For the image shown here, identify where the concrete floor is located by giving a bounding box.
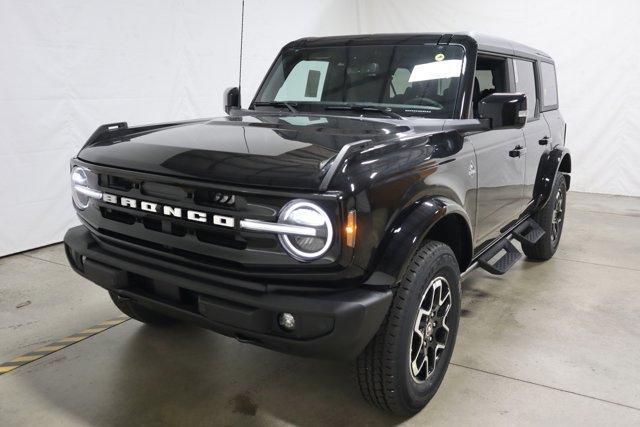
[1,191,639,426]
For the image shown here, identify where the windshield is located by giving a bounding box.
[253,44,465,119]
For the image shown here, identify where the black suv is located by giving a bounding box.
[64,33,570,415]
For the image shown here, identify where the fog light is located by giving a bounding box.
[278,312,296,331]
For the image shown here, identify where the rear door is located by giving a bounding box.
[538,61,566,148]
[513,58,552,205]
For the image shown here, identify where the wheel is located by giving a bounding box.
[522,173,567,260]
[109,291,177,326]
[356,240,461,416]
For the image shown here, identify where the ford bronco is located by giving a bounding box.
[64,33,570,415]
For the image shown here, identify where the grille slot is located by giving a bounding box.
[170,223,188,237]
[142,217,162,232]
[102,175,134,191]
[141,182,188,201]
[195,230,247,249]
[100,207,136,225]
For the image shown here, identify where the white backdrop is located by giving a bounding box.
[1,0,638,256]
[358,0,640,198]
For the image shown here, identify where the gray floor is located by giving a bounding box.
[1,191,639,426]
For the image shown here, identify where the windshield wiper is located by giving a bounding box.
[253,101,298,113]
[323,105,405,120]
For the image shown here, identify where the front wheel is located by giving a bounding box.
[356,240,461,416]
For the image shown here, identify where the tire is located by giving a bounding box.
[109,291,177,326]
[356,240,461,416]
[522,173,567,260]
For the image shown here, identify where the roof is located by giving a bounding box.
[287,32,552,62]
[459,32,552,60]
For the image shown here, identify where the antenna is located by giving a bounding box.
[238,0,245,107]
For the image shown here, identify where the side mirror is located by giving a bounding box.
[223,87,241,114]
[478,93,527,129]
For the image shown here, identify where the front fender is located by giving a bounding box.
[364,197,472,286]
[532,146,571,211]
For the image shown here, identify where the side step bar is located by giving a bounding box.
[476,239,522,275]
[512,219,545,246]
[474,218,546,276]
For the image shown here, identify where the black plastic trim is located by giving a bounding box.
[64,225,392,359]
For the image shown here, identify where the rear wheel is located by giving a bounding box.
[523,173,567,260]
[356,240,461,416]
[109,291,177,326]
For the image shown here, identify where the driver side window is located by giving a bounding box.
[473,56,508,117]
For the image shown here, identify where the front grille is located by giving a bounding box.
[93,171,279,253]
[78,166,342,271]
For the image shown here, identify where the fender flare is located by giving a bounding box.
[532,146,571,211]
[364,197,473,286]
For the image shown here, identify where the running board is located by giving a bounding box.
[475,218,545,276]
[512,218,545,246]
[477,239,522,275]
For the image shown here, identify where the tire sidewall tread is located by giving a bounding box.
[356,240,461,416]
[523,173,567,260]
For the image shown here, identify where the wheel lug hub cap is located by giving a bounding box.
[410,277,452,382]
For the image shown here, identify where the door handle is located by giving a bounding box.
[509,145,526,158]
[539,136,551,145]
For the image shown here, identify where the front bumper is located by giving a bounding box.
[64,225,392,359]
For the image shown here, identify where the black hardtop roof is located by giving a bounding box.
[285,32,553,62]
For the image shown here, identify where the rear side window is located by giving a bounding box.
[540,62,558,109]
[513,59,537,119]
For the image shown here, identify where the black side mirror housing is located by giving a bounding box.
[224,87,241,114]
[478,93,527,129]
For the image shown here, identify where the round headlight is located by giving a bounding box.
[71,166,101,210]
[278,199,333,261]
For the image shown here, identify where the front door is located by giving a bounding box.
[470,55,526,245]
[470,129,526,245]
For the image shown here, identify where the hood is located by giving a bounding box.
[78,113,437,190]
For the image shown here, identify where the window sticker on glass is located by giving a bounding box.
[275,60,328,102]
[305,70,321,97]
[409,59,463,82]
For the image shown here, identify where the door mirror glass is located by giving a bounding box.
[478,92,527,129]
[224,87,240,114]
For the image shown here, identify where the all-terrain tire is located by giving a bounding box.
[109,291,177,326]
[522,173,567,260]
[355,240,461,416]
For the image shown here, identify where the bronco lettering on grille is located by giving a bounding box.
[102,193,235,228]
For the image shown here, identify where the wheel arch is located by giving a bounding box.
[424,213,473,271]
[558,152,571,189]
[364,197,473,287]
[532,146,571,211]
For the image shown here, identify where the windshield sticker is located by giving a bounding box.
[409,59,462,82]
[435,53,445,61]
